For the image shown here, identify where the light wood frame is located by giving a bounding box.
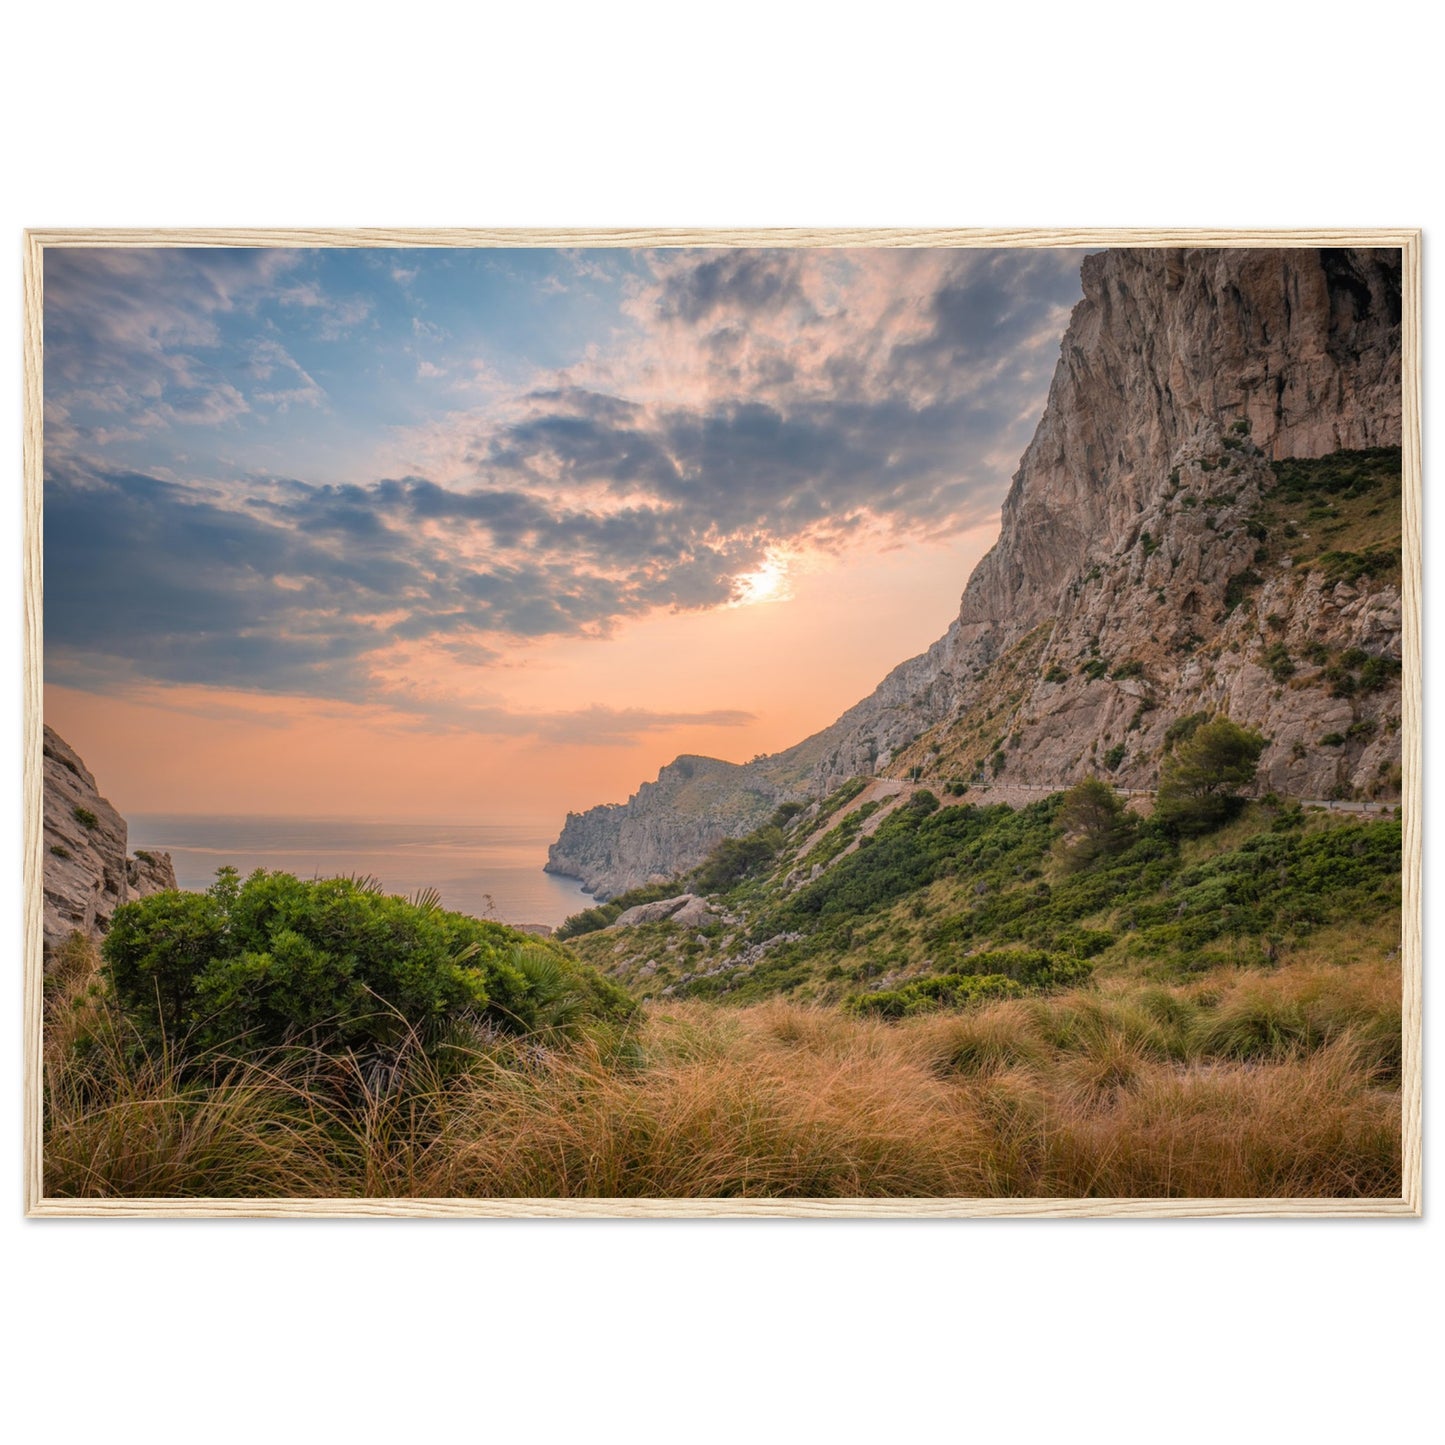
[22,227,1423,1218]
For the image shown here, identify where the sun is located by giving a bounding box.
[732,557,790,606]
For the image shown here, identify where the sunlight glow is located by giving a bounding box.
[732,557,791,606]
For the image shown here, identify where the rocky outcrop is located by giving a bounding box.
[42,725,178,956]
[550,248,1404,896]
[613,894,715,929]
[127,847,179,901]
[547,754,792,900]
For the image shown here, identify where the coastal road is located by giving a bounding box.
[944,781,1399,816]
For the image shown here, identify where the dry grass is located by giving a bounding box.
[42,939,1401,1200]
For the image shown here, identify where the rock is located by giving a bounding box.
[612,894,715,928]
[127,849,178,899]
[551,247,1404,895]
[42,726,129,954]
[42,725,181,959]
[547,755,794,901]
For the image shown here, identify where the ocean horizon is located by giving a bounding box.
[127,814,593,929]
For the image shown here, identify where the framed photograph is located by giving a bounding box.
[23,228,1420,1217]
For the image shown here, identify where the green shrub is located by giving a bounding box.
[72,806,99,831]
[1102,744,1127,772]
[50,844,72,859]
[103,868,635,1062]
[1223,568,1263,614]
[1313,548,1399,585]
[1163,711,1211,751]
[556,881,677,939]
[1319,733,1346,747]
[844,974,1026,1019]
[1261,642,1296,682]
[1269,447,1400,504]
[690,826,787,894]
[845,951,1095,1019]
[1358,656,1401,692]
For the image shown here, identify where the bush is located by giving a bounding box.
[103,868,635,1063]
[1314,549,1399,585]
[1224,569,1264,614]
[72,806,99,831]
[1358,656,1401,692]
[1163,711,1211,751]
[845,951,1094,1019]
[691,827,786,894]
[1261,642,1296,682]
[845,974,1026,1019]
[556,882,677,939]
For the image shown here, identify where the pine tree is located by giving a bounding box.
[1155,716,1267,834]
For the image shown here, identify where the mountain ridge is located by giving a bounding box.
[548,247,1403,900]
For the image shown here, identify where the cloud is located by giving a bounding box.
[44,248,357,452]
[43,245,1088,728]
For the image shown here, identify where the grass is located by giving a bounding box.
[43,936,1400,1199]
[1255,446,1402,582]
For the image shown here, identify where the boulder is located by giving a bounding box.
[613,893,715,929]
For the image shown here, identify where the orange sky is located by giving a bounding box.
[44,520,999,824]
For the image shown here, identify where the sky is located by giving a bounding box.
[43,245,1087,823]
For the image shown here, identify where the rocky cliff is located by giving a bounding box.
[42,725,177,955]
[547,754,793,901]
[550,247,1404,898]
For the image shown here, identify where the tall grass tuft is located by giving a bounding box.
[42,937,1402,1200]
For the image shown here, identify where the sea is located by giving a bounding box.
[126,815,593,930]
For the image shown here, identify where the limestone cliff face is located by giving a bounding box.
[547,754,790,900]
[42,725,177,955]
[550,248,1404,898]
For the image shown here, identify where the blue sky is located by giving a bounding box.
[45,247,651,486]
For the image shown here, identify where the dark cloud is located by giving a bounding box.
[652,251,813,327]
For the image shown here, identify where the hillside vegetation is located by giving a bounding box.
[564,782,1400,1010]
[43,751,1402,1201]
